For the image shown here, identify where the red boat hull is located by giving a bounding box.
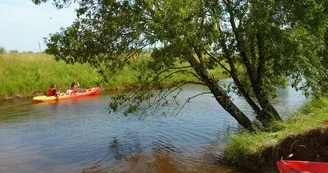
[277,160,328,173]
[33,87,100,102]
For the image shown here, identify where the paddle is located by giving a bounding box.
[74,77,81,92]
[74,77,80,86]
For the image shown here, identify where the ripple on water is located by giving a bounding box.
[0,83,306,173]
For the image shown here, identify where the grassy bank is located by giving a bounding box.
[224,97,328,171]
[0,53,101,98]
[0,52,226,99]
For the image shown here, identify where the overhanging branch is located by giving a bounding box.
[206,52,231,73]
[175,92,212,115]
[148,65,192,84]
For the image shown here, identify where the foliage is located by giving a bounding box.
[9,50,19,53]
[32,0,328,130]
[0,47,5,54]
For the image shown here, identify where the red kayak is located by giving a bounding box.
[33,87,100,102]
[277,160,328,173]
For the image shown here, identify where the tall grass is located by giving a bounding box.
[0,53,227,98]
[224,97,328,163]
[0,53,101,97]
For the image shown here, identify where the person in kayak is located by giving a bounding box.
[66,82,80,95]
[48,84,59,97]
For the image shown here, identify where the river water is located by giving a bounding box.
[0,81,306,173]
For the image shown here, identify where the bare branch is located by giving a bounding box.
[185,71,205,83]
[175,92,212,115]
[149,65,192,84]
[206,52,231,73]
[149,83,185,114]
[183,80,206,86]
[127,70,204,103]
[155,69,190,85]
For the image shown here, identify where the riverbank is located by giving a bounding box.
[0,52,227,101]
[223,98,328,172]
[0,53,100,99]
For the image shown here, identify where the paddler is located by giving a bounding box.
[48,84,60,97]
[66,82,80,95]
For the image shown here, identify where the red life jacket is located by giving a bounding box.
[48,88,54,96]
[71,86,77,94]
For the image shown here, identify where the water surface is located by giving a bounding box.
[0,83,306,173]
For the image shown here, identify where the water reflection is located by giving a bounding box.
[108,131,143,161]
[80,150,246,173]
[0,82,306,173]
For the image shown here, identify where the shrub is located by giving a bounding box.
[0,47,5,54]
[9,50,19,53]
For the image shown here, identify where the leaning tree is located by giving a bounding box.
[33,0,328,131]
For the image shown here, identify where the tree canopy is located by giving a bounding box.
[33,0,328,131]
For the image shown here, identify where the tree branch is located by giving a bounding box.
[149,65,192,84]
[256,33,265,83]
[175,92,212,115]
[222,0,257,86]
[194,47,206,70]
[216,25,263,116]
[206,52,231,73]
[238,0,249,27]
[149,82,185,115]
[186,71,205,84]
[250,36,257,67]
[154,69,191,86]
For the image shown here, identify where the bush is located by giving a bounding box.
[9,50,19,53]
[0,47,5,54]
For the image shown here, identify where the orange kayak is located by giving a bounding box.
[33,87,100,102]
[276,160,328,173]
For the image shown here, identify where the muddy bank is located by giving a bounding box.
[222,127,328,173]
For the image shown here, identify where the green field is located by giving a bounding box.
[0,52,226,99]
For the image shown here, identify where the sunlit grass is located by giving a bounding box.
[224,97,328,163]
[0,53,101,97]
[0,52,227,98]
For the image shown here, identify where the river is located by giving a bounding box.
[0,81,306,173]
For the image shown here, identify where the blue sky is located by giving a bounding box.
[0,0,76,52]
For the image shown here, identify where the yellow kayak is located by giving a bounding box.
[33,87,100,102]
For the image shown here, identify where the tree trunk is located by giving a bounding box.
[223,0,282,123]
[207,76,255,131]
[217,35,264,120]
[255,34,282,121]
[254,83,282,121]
[187,55,255,131]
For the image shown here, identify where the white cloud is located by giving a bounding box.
[0,0,77,52]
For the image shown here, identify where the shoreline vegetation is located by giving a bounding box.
[223,97,328,172]
[0,52,227,101]
[2,52,328,172]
